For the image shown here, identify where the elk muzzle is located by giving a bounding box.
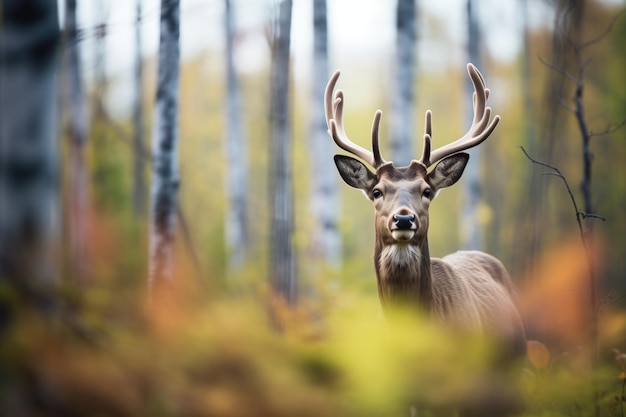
[391,213,417,242]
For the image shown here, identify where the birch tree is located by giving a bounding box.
[63,0,91,282]
[149,0,181,298]
[390,0,417,166]
[223,0,250,269]
[0,0,60,308]
[93,0,108,112]
[269,0,296,306]
[133,0,147,217]
[459,0,482,250]
[308,0,341,266]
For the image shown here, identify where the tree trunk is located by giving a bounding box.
[510,0,536,277]
[92,0,108,113]
[308,0,341,266]
[63,0,91,283]
[0,0,60,311]
[269,0,296,306]
[459,0,482,250]
[390,0,417,166]
[223,0,250,270]
[133,0,147,217]
[149,0,181,299]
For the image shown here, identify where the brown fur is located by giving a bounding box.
[337,157,526,361]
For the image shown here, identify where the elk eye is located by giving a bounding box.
[422,188,432,198]
[372,189,383,199]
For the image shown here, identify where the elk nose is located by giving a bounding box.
[393,214,416,230]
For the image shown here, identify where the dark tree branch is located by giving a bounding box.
[557,96,576,114]
[520,147,589,233]
[579,212,606,221]
[538,55,578,84]
[578,10,625,51]
[590,119,626,138]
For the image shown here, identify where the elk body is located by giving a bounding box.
[325,64,526,362]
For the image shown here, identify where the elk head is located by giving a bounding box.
[325,64,500,249]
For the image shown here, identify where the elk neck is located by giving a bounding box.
[374,235,433,312]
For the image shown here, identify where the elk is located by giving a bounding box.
[325,64,526,362]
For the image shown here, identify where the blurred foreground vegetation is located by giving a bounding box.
[1,269,626,416]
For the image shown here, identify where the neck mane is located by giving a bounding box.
[374,238,433,312]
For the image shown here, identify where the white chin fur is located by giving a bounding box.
[391,230,415,242]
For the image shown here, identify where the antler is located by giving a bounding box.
[418,63,501,168]
[324,71,386,169]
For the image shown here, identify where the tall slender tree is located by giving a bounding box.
[308,0,341,266]
[0,0,60,311]
[510,0,537,277]
[390,0,417,166]
[269,0,296,306]
[516,0,586,275]
[63,0,91,283]
[459,0,483,250]
[149,0,181,298]
[223,0,250,269]
[133,0,147,217]
[93,0,108,112]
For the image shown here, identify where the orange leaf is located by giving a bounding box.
[527,340,550,370]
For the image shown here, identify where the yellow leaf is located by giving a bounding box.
[527,340,550,370]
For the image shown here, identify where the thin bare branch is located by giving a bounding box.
[538,55,578,85]
[519,146,584,232]
[578,211,606,221]
[590,118,626,138]
[557,97,576,114]
[520,146,606,235]
[541,172,563,178]
[578,10,625,50]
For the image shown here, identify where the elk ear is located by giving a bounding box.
[428,153,469,190]
[334,155,377,191]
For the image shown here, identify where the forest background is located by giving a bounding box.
[1,0,626,416]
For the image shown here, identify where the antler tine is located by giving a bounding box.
[419,110,432,166]
[325,70,385,169]
[324,70,341,125]
[424,64,501,167]
[371,110,386,167]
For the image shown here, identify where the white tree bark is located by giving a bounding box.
[308,0,342,266]
[390,0,417,166]
[149,0,181,298]
[0,0,60,303]
[223,0,250,269]
[63,0,91,283]
[133,0,147,217]
[459,0,483,250]
[269,0,296,306]
[92,0,108,109]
